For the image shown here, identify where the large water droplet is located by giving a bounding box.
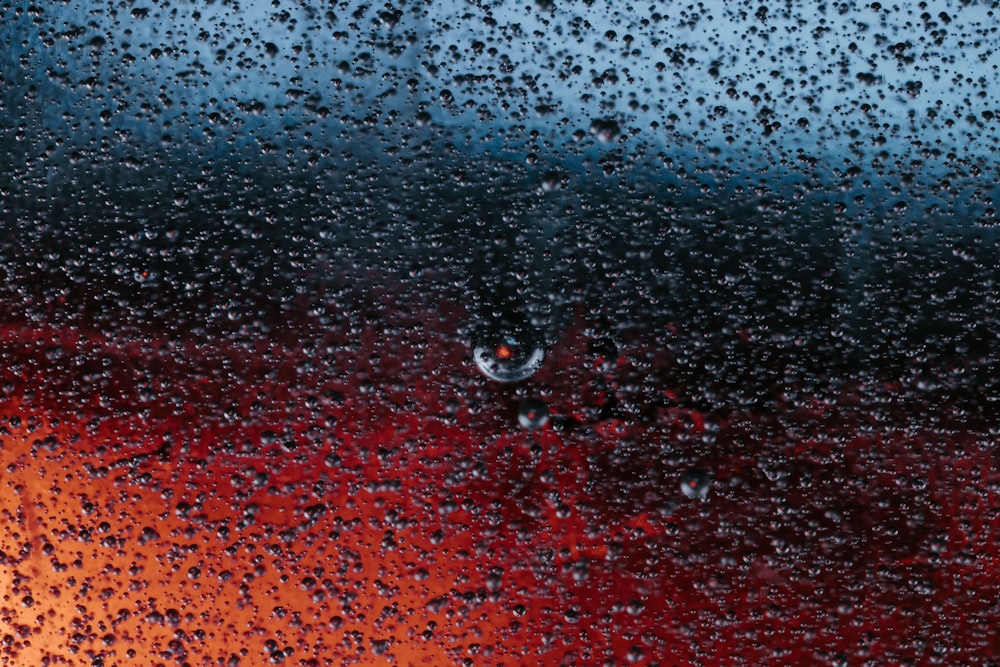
[589,118,621,144]
[472,320,545,382]
[680,468,710,500]
[517,398,549,429]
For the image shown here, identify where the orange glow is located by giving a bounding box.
[0,323,615,665]
[0,402,507,666]
[4,317,996,665]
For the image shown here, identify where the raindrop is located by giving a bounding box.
[472,319,545,382]
[540,170,563,192]
[517,398,549,429]
[589,118,621,144]
[680,468,710,500]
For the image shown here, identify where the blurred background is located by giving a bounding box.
[3,1,998,403]
[3,3,1000,665]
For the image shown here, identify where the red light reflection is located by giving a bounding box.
[0,284,997,665]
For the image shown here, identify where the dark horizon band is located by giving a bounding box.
[3,150,997,392]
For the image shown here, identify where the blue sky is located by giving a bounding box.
[5,0,998,190]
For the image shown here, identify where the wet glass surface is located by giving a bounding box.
[2,2,999,665]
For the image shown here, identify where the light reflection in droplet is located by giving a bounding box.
[472,320,545,382]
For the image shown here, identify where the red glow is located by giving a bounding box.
[0,290,997,666]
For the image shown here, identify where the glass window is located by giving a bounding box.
[2,2,998,664]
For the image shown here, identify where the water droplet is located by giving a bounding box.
[680,468,710,500]
[472,320,545,382]
[540,170,563,192]
[517,398,549,429]
[589,118,621,144]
